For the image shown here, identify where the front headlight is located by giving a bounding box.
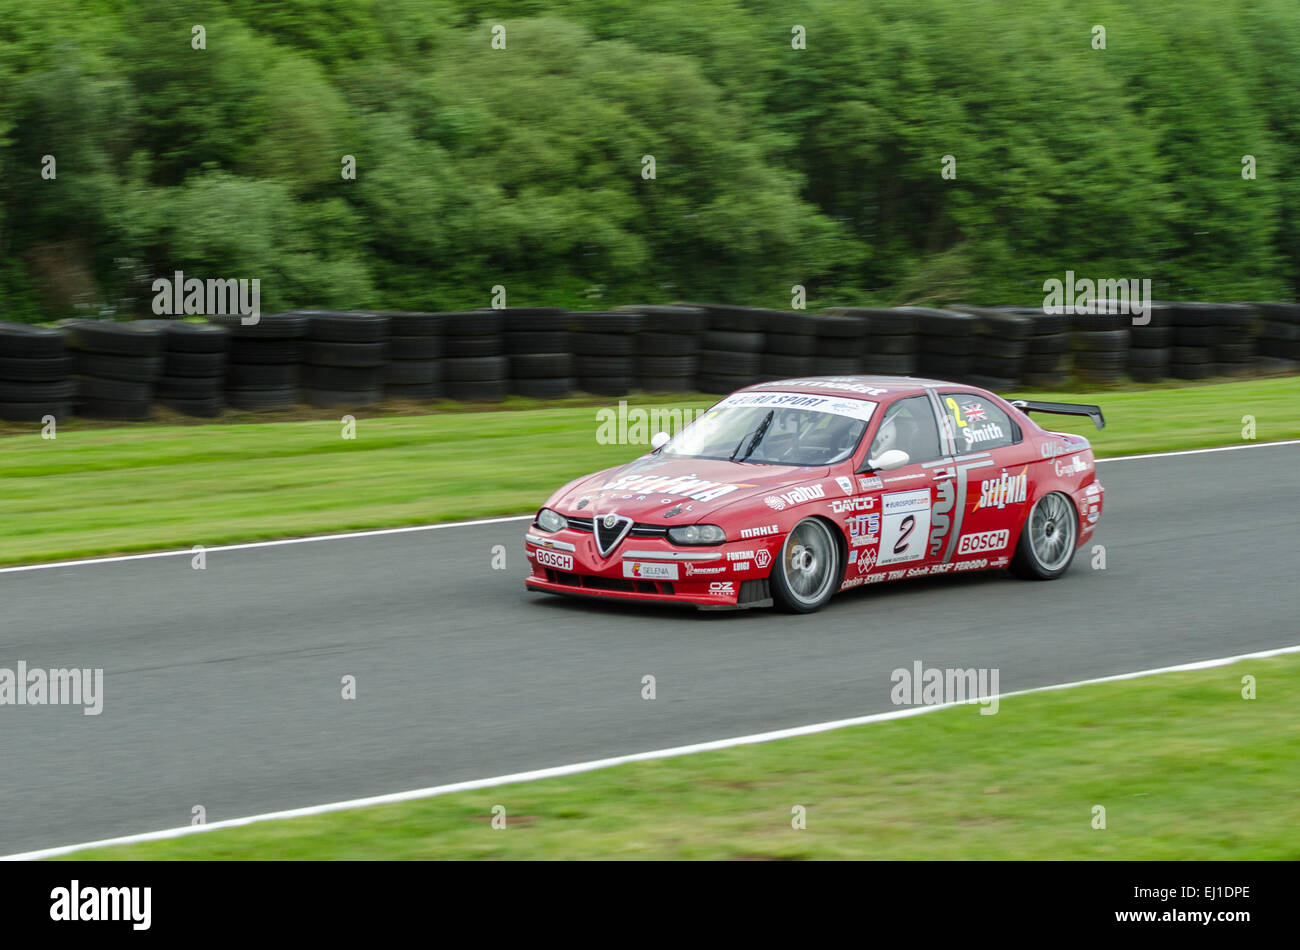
[667,524,726,545]
[536,508,567,533]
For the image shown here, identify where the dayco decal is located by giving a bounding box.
[600,472,751,503]
[623,560,678,580]
[763,483,826,511]
[739,524,779,539]
[1053,456,1091,477]
[829,496,875,514]
[928,478,956,557]
[534,549,574,570]
[956,529,1009,555]
[976,467,1028,511]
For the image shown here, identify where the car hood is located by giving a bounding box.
[550,454,831,524]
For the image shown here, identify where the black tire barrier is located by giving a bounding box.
[4,302,1299,424]
[62,319,165,357]
[383,360,443,385]
[387,382,446,400]
[445,378,509,401]
[512,376,575,399]
[506,330,569,354]
[572,332,636,356]
[299,310,390,344]
[0,321,67,359]
[131,319,230,416]
[510,353,573,379]
[209,312,309,338]
[616,305,707,334]
[303,387,382,408]
[74,353,165,382]
[301,314,390,409]
[0,354,73,380]
[228,387,297,411]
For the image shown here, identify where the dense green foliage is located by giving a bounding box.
[0,0,1296,320]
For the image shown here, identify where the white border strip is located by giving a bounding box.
[0,515,533,575]
[2,439,1297,576]
[5,641,1298,861]
[1095,438,1300,463]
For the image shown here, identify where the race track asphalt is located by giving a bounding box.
[1,443,1297,855]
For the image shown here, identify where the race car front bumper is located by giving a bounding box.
[523,530,775,609]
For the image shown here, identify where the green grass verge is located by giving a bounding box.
[61,653,1300,860]
[0,376,1296,566]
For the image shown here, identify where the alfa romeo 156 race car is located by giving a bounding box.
[524,376,1105,613]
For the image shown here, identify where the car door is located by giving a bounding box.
[933,390,1034,568]
[850,393,952,579]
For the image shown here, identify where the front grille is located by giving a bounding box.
[545,568,672,596]
[565,517,668,538]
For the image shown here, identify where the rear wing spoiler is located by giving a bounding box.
[1008,399,1105,430]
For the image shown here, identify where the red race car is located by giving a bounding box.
[524,376,1105,612]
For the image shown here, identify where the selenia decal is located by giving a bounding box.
[600,472,753,503]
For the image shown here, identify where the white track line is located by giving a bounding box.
[0,515,533,575]
[5,642,1298,861]
[1096,438,1300,463]
[2,438,1296,575]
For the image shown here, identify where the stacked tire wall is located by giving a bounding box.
[64,319,164,420]
[1,302,1298,424]
[382,311,446,401]
[300,311,390,408]
[0,323,73,421]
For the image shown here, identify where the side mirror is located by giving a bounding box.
[863,449,910,472]
[650,431,671,450]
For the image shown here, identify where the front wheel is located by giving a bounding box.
[1009,491,1079,580]
[771,517,842,613]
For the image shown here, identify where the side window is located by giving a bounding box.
[868,395,943,464]
[941,392,1020,452]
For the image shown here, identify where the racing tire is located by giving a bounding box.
[1009,491,1079,580]
[771,517,842,614]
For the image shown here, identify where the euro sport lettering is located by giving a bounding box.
[976,468,1027,511]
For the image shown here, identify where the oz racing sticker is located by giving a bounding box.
[877,488,930,566]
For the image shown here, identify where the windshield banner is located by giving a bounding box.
[714,391,878,422]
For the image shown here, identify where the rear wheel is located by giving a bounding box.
[1009,491,1079,580]
[771,517,842,613]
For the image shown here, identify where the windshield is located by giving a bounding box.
[663,391,877,466]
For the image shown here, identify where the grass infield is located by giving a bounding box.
[58,652,1300,859]
[0,376,1296,565]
